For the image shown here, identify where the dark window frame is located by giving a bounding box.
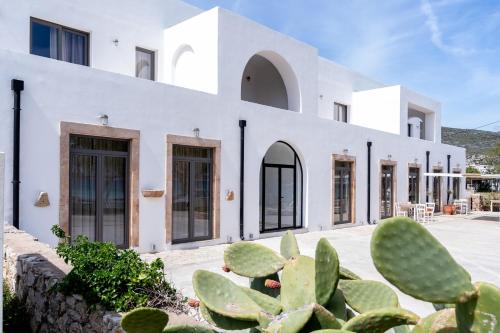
[334,102,348,123]
[30,17,90,66]
[135,47,156,81]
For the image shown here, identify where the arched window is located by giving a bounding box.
[259,142,303,232]
[241,52,300,112]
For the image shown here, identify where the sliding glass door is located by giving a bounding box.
[380,165,394,219]
[172,146,212,243]
[69,136,129,247]
[334,162,352,224]
[408,167,420,204]
[433,169,442,212]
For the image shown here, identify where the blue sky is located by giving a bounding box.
[184,0,500,131]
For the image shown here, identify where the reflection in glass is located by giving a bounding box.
[172,160,190,241]
[264,168,279,230]
[334,162,352,224]
[408,167,419,203]
[381,165,394,219]
[193,162,210,238]
[102,156,126,246]
[70,154,97,241]
[433,171,442,212]
[281,168,294,228]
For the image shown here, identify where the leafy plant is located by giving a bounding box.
[120,217,500,333]
[3,281,31,333]
[51,225,186,313]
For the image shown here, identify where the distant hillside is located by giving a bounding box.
[442,127,500,157]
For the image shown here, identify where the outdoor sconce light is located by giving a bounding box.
[319,94,324,99]
[387,154,392,160]
[343,148,349,155]
[112,38,119,46]
[414,158,418,163]
[246,76,251,82]
[193,127,200,138]
[456,163,460,168]
[98,114,109,126]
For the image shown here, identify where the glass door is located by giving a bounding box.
[172,146,212,243]
[334,162,352,224]
[380,165,394,219]
[69,136,129,247]
[433,170,442,212]
[408,167,420,204]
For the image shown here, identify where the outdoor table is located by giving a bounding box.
[491,199,500,212]
[399,203,416,219]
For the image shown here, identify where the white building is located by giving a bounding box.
[0,0,466,252]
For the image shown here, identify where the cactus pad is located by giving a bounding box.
[310,331,355,333]
[304,303,343,331]
[281,255,316,311]
[315,238,340,306]
[371,217,474,303]
[240,287,282,315]
[339,267,361,280]
[338,279,399,313]
[250,273,281,298]
[121,307,169,333]
[456,282,500,333]
[162,325,216,333]
[264,305,314,333]
[411,309,457,333]
[342,308,419,333]
[200,303,258,330]
[280,231,300,259]
[193,270,262,321]
[224,242,286,277]
[324,289,347,321]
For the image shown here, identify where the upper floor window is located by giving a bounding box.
[30,18,89,66]
[334,103,348,123]
[136,47,155,80]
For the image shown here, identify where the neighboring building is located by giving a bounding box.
[0,0,466,252]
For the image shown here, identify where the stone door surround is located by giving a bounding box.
[165,134,221,244]
[59,121,140,247]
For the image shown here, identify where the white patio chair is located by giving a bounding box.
[459,199,468,215]
[425,202,435,223]
[395,202,408,217]
[415,203,426,223]
[453,200,462,215]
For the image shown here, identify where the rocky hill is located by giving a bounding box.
[442,127,500,157]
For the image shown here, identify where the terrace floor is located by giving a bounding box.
[143,212,500,317]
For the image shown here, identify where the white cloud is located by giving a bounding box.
[420,0,474,56]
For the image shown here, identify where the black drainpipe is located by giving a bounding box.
[446,154,451,204]
[239,120,246,240]
[425,151,430,203]
[11,79,24,229]
[367,141,372,224]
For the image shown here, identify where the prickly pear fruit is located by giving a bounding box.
[281,255,316,311]
[341,307,419,333]
[192,270,262,321]
[240,287,282,315]
[162,325,216,333]
[250,273,280,298]
[264,304,314,333]
[371,217,475,303]
[222,265,230,273]
[337,279,399,313]
[121,307,169,333]
[280,230,300,259]
[187,298,200,308]
[315,238,340,306]
[200,303,258,330]
[411,308,456,333]
[456,282,500,333]
[339,266,361,280]
[265,279,281,289]
[224,242,286,278]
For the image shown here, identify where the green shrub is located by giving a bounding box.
[3,281,31,333]
[51,225,185,312]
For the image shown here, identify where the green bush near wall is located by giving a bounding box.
[480,192,500,210]
[3,281,31,333]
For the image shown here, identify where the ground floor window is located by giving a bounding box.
[260,141,303,232]
[172,145,213,243]
[69,135,129,248]
[334,161,353,224]
[408,167,420,204]
[380,164,395,219]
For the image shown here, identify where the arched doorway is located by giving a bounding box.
[260,142,303,232]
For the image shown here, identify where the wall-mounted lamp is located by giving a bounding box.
[414,158,418,164]
[343,148,349,155]
[193,127,200,138]
[438,161,442,167]
[319,94,324,99]
[98,114,109,126]
[246,76,251,82]
[387,154,392,160]
[456,163,460,168]
[112,38,119,47]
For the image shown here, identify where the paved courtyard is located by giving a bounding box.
[143,213,500,317]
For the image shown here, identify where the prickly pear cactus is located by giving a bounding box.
[315,238,340,306]
[280,255,316,311]
[411,308,457,333]
[121,307,169,333]
[224,242,287,277]
[371,217,475,303]
[337,279,399,313]
[456,282,500,333]
[280,230,300,259]
[341,308,419,333]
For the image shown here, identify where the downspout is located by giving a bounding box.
[446,154,451,204]
[367,141,372,224]
[11,79,24,229]
[426,151,430,203]
[239,120,246,240]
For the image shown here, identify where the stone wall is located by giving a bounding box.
[3,225,124,333]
